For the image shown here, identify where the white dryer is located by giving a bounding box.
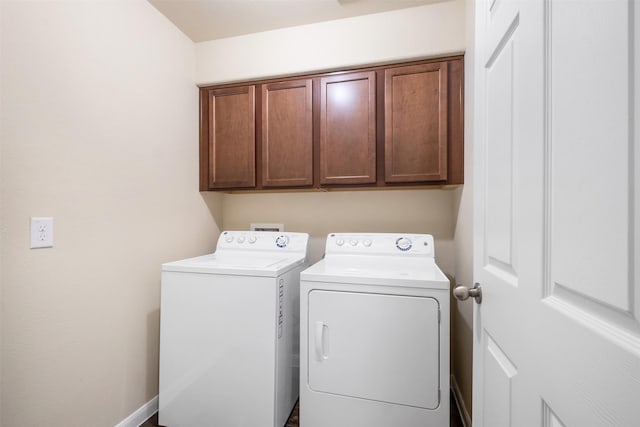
[300,233,450,427]
[159,231,309,427]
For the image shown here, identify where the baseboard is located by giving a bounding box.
[115,395,158,427]
[451,375,472,427]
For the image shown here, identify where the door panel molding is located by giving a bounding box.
[542,401,566,427]
[541,0,639,345]
[483,332,517,427]
[543,290,640,356]
[544,0,634,312]
[482,16,519,285]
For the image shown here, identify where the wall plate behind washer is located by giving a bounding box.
[250,223,284,232]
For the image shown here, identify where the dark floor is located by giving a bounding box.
[143,392,464,426]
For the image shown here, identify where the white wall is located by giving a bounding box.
[0,1,221,426]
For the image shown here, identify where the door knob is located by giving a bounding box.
[454,283,482,304]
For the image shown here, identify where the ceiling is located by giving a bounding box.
[148,0,442,43]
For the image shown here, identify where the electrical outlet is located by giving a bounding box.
[30,217,54,248]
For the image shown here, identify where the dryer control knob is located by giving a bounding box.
[237,236,246,244]
[225,235,234,243]
[363,239,372,247]
[275,235,289,248]
[349,239,359,246]
[248,236,257,244]
[336,239,345,246]
[396,237,412,251]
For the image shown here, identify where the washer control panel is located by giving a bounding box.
[395,237,413,251]
[217,230,309,253]
[325,233,435,257]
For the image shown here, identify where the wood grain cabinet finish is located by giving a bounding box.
[200,85,256,189]
[384,62,448,183]
[199,56,464,191]
[261,79,313,187]
[319,71,377,185]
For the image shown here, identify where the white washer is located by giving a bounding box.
[300,233,450,427]
[159,230,309,427]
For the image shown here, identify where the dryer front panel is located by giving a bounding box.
[307,290,440,409]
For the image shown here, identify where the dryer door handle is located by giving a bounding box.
[315,321,329,361]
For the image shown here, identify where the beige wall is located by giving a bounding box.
[222,189,458,274]
[195,0,466,85]
[0,1,221,426]
[0,0,4,422]
[0,1,473,425]
[451,1,475,423]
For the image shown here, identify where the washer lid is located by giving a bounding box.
[162,252,306,277]
[301,255,449,289]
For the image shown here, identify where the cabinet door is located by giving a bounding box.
[261,79,313,187]
[202,85,255,189]
[319,71,376,185]
[385,62,448,183]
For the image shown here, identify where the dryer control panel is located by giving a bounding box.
[325,233,435,258]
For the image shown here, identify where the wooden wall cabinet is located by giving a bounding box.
[319,71,377,185]
[261,79,313,187]
[200,85,256,190]
[384,62,448,183]
[199,56,464,191]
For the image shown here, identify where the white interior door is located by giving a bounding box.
[473,0,640,426]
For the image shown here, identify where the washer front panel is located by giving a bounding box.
[159,273,276,426]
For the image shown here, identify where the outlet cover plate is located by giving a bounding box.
[30,217,54,248]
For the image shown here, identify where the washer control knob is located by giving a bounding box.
[396,237,413,251]
[349,239,359,246]
[275,235,289,248]
[336,239,345,246]
[225,235,234,243]
[237,236,246,244]
[363,239,372,247]
[248,236,257,244]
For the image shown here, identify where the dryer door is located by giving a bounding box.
[307,290,440,409]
